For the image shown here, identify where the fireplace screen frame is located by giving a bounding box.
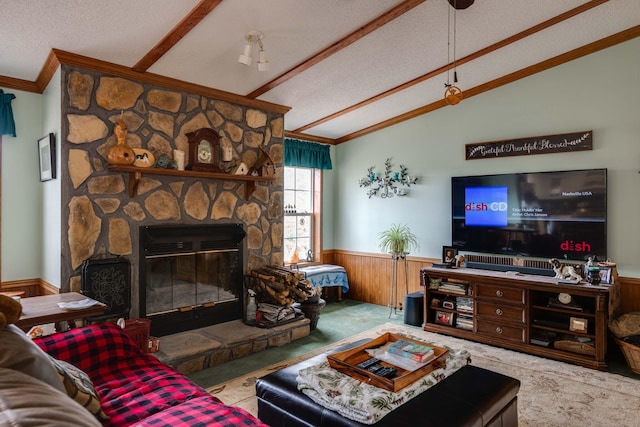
[139,223,246,336]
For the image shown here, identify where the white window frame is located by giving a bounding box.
[283,166,322,265]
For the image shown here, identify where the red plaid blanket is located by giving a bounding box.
[35,323,266,427]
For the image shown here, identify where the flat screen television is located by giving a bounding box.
[451,168,606,261]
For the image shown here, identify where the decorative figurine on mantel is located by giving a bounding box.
[154,153,177,169]
[107,113,135,165]
[248,146,276,177]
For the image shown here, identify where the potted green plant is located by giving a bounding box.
[378,223,419,254]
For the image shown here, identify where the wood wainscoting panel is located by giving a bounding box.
[618,276,640,314]
[1,279,60,297]
[324,250,437,307]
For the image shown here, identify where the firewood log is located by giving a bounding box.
[261,278,287,292]
[248,265,316,307]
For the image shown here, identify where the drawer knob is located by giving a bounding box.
[496,290,504,297]
[496,326,503,334]
[496,308,503,316]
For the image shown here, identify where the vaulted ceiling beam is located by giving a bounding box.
[245,0,428,99]
[132,0,223,72]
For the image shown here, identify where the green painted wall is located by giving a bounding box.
[1,71,61,285]
[41,69,62,287]
[1,87,45,282]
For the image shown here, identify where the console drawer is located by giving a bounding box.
[476,284,525,304]
[477,320,526,343]
[476,302,525,323]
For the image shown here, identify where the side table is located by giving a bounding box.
[16,292,107,331]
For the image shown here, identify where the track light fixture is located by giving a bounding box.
[238,31,269,71]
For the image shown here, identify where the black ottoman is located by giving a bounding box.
[256,347,520,426]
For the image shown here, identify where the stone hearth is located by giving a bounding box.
[154,317,310,375]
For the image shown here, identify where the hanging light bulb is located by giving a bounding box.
[238,41,253,66]
[257,39,269,71]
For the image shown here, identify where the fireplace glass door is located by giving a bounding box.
[145,249,240,316]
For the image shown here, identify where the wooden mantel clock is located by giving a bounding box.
[186,128,222,172]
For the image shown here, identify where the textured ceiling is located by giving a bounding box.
[1,0,638,143]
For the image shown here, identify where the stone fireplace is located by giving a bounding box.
[140,223,246,336]
[60,64,286,331]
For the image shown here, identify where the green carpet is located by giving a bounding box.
[187,298,638,388]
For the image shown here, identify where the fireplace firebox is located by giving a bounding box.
[139,224,246,336]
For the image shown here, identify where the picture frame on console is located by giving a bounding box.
[569,317,588,333]
[598,267,612,285]
[442,246,457,265]
[435,310,454,325]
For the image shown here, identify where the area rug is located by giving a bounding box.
[207,323,640,427]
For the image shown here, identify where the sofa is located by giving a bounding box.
[1,322,267,427]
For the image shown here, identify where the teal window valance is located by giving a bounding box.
[0,89,16,137]
[284,138,332,170]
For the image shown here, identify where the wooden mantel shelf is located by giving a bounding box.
[108,165,275,199]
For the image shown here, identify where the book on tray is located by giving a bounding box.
[387,339,435,363]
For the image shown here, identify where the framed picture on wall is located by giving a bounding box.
[38,133,56,181]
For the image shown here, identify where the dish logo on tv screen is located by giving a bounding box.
[465,186,508,227]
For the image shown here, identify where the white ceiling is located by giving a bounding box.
[1,0,639,143]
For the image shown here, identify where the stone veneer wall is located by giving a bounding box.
[60,64,284,318]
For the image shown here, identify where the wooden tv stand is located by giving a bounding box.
[420,266,620,370]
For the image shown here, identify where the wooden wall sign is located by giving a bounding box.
[465,131,592,160]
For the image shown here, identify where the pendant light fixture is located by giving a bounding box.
[444,0,463,105]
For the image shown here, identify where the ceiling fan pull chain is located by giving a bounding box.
[446,1,451,86]
[453,3,458,83]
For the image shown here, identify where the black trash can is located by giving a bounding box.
[404,291,424,326]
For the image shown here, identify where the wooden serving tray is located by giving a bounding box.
[327,332,448,392]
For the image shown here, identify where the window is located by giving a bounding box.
[283,166,320,264]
